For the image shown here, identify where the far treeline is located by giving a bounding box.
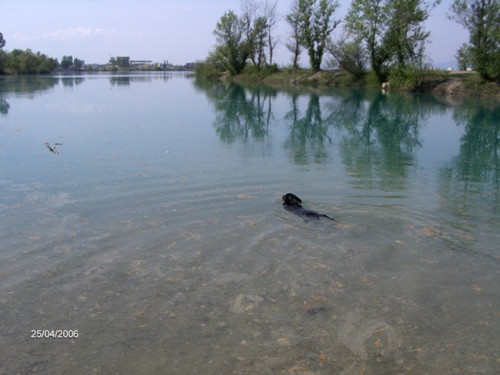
[0,33,58,74]
[0,34,179,74]
[196,0,500,87]
[0,33,77,74]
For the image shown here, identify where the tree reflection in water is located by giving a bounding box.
[284,94,332,164]
[439,100,500,219]
[198,79,498,202]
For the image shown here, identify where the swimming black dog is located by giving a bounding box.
[282,193,334,221]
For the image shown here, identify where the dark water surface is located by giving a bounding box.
[1,73,499,374]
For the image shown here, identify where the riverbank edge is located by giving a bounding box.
[220,69,500,101]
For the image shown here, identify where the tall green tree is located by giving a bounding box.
[384,0,431,69]
[345,0,390,82]
[264,0,279,65]
[456,42,473,70]
[73,57,84,70]
[212,10,249,75]
[240,0,278,68]
[346,0,437,83]
[286,0,304,69]
[251,16,269,68]
[60,55,73,69]
[449,0,500,81]
[327,35,367,78]
[295,0,340,72]
[384,0,438,85]
[0,33,6,73]
[241,0,260,66]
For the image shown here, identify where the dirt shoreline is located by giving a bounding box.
[227,70,500,101]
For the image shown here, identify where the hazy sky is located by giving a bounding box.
[2,0,468,68]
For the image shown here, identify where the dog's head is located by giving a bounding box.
[282,193,302,207]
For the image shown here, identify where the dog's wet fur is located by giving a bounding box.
[282,193,334,221]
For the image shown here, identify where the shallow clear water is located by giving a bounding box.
[0,73,499,374]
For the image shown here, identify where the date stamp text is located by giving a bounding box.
[31,329,79,339]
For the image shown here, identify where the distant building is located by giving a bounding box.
[116,56,130,67]
[130,60,152,66]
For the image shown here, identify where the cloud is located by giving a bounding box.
[42,27,117,41]
[13,27,117,43]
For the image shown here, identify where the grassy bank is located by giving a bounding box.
[200,66,500,100]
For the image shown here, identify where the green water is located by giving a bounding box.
[0,73,499,374]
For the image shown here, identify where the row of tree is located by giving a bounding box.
[60,55,85,70]
[204,0,499,83]
[451,0,499,82]
[0,48,58,74]
[205,0,279,76]
[0,33,85,74]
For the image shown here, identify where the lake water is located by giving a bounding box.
[0,72,499,374]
